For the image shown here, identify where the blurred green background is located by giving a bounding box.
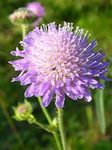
[0,0,112,150]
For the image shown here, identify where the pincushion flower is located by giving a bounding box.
[9,22,108,108]
[26,2,45,18]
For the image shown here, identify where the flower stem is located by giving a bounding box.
[57,108,66,150]
[21,25,26,39]
[53,132,62,150]
[34,121,61,149]
[34,120,52,133]
[95,82,106,134]
[37,97,62,150]
[38,96,52,125]
[86,106,93,129]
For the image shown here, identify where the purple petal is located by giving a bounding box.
[25,84,39,98]
[10,47,25,57]
[38,82,51,96]
[9,59,29,71]
[82,87,92,102]
[42,89,54,107]
[65,85,78,100]
[55,88,65,108]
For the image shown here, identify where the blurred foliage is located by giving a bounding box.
[0,0,112,150]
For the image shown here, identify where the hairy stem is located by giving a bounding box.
[53,132,62,150]
[86,106,93,129]
[58,108,66,150]
[21,25,27,39]
[37,97,62,150]
[38,96,52,125]
[34,120,51,133]
[95,87,106,134]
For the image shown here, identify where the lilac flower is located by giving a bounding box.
[26,2,45,18]
[9,22,108,108]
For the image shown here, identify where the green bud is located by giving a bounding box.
[9,8,37,25]
[46,118,58,132]
[13,100,33,121]
[52,117,58,128]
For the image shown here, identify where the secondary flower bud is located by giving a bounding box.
[9,8,37,25]
[52,117,58,128]
[26,2,45,17]
[13,100,33,121]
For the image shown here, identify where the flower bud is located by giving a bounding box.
[52,117,58,128]
[13,100,33,121]
[26,2,45,18]
[9,8,37,25]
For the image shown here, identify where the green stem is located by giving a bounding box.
[58,108,66,150]
[21,25,26,39]
[38,96,52,125]
[95,81,106,134]
[34,120,51,133]
[86,106,93,129]
[34,119,61,149]
[53,132,62,150]
[37,97,62,150]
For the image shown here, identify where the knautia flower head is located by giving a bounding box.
[13,100,33,121]
[9,22,108,108]
[9,8,37,25]
[26,2,45,18]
